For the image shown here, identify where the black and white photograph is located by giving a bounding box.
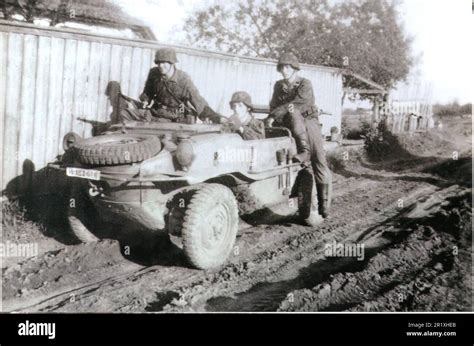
[0,0,472,342]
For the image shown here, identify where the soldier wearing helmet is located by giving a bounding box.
[139,47,222,123]
[266,52,332,219]
[224,91,265,140]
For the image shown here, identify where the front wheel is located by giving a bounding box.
[181,184,239,269]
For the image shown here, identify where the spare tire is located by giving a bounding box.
[74,134,161,166]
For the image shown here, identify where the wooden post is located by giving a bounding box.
[372,96,380,127]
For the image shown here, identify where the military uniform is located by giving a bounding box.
[140,48,220,123]
[105,80,151,123]
[226,114,265,140]
[269,52,332,219]
[141,68,211,123]
[225,91,265,140]
[269,75,331,185]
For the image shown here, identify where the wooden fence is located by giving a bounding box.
[385,100,434,133]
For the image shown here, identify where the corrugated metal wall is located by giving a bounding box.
[0,21,342,190]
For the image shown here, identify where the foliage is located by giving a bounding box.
[1,0,143,27]
[326,150,347,172]
[433,102,472,117]
[342,117,371,139]
[362,121,400,160]
[184,0,414,90]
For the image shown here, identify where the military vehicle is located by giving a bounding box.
[49,100,321,269]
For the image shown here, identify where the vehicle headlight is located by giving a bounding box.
[62,132,82,151]
[175,139,195,170]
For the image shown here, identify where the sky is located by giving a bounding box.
[116,0,473,104]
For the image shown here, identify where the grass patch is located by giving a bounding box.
[1,199,46,243]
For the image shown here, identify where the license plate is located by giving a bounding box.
[66,167,101,181]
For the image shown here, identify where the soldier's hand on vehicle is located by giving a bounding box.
[265,117,275,127]
[139,92,149,102]
[217,116,230,124]
[198,106,222,123]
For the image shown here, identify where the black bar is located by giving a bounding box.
[0,313,472,345]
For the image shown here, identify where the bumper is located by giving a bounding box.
[48,164,174,232]
[93,198,167,231]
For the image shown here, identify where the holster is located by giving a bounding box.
[302,105,319,119]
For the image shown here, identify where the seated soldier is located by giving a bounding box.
[226,91,265,140]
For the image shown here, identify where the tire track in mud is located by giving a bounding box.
[155,182,448,312]
[278,189,471,312]
[5,266,156,312]
[278,231,443,311]
[201,186,464,312]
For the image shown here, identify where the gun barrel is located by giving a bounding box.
[77,117,100,125]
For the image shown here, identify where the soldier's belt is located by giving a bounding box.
[155,104,179,111]
[302,105,319,118]
[304,114,319,121]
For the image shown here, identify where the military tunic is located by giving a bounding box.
[225,114,265,140]
[140,67,212,122]
[269,76,331,185]
[269,76,317,122]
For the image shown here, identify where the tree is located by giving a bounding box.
[184,0,414,90]
[1,0,155,39]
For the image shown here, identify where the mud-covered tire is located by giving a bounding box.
[74,134,161,166]
[181,184,239,269]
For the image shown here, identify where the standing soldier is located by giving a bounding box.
[266,52,332,219]
[140,47,221,123]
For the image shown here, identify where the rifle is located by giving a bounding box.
[77,117,111,135]
[77,117,108,126]
[252,104,332,116]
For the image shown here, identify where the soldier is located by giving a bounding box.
[105,81,151,123]
[226,91,265,140]
[140,47,221,123]
[266,52,332,219]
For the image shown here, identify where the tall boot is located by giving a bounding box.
[292,131,311,164]
[316,184,330,218]
[303,196,323,226]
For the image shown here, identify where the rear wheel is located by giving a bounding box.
[181,184,239,269]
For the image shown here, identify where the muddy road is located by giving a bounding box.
[1,126,472,312]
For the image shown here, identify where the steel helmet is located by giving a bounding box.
[229,91,253,109]
[154,48,178,64]
[277,52,300,71]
